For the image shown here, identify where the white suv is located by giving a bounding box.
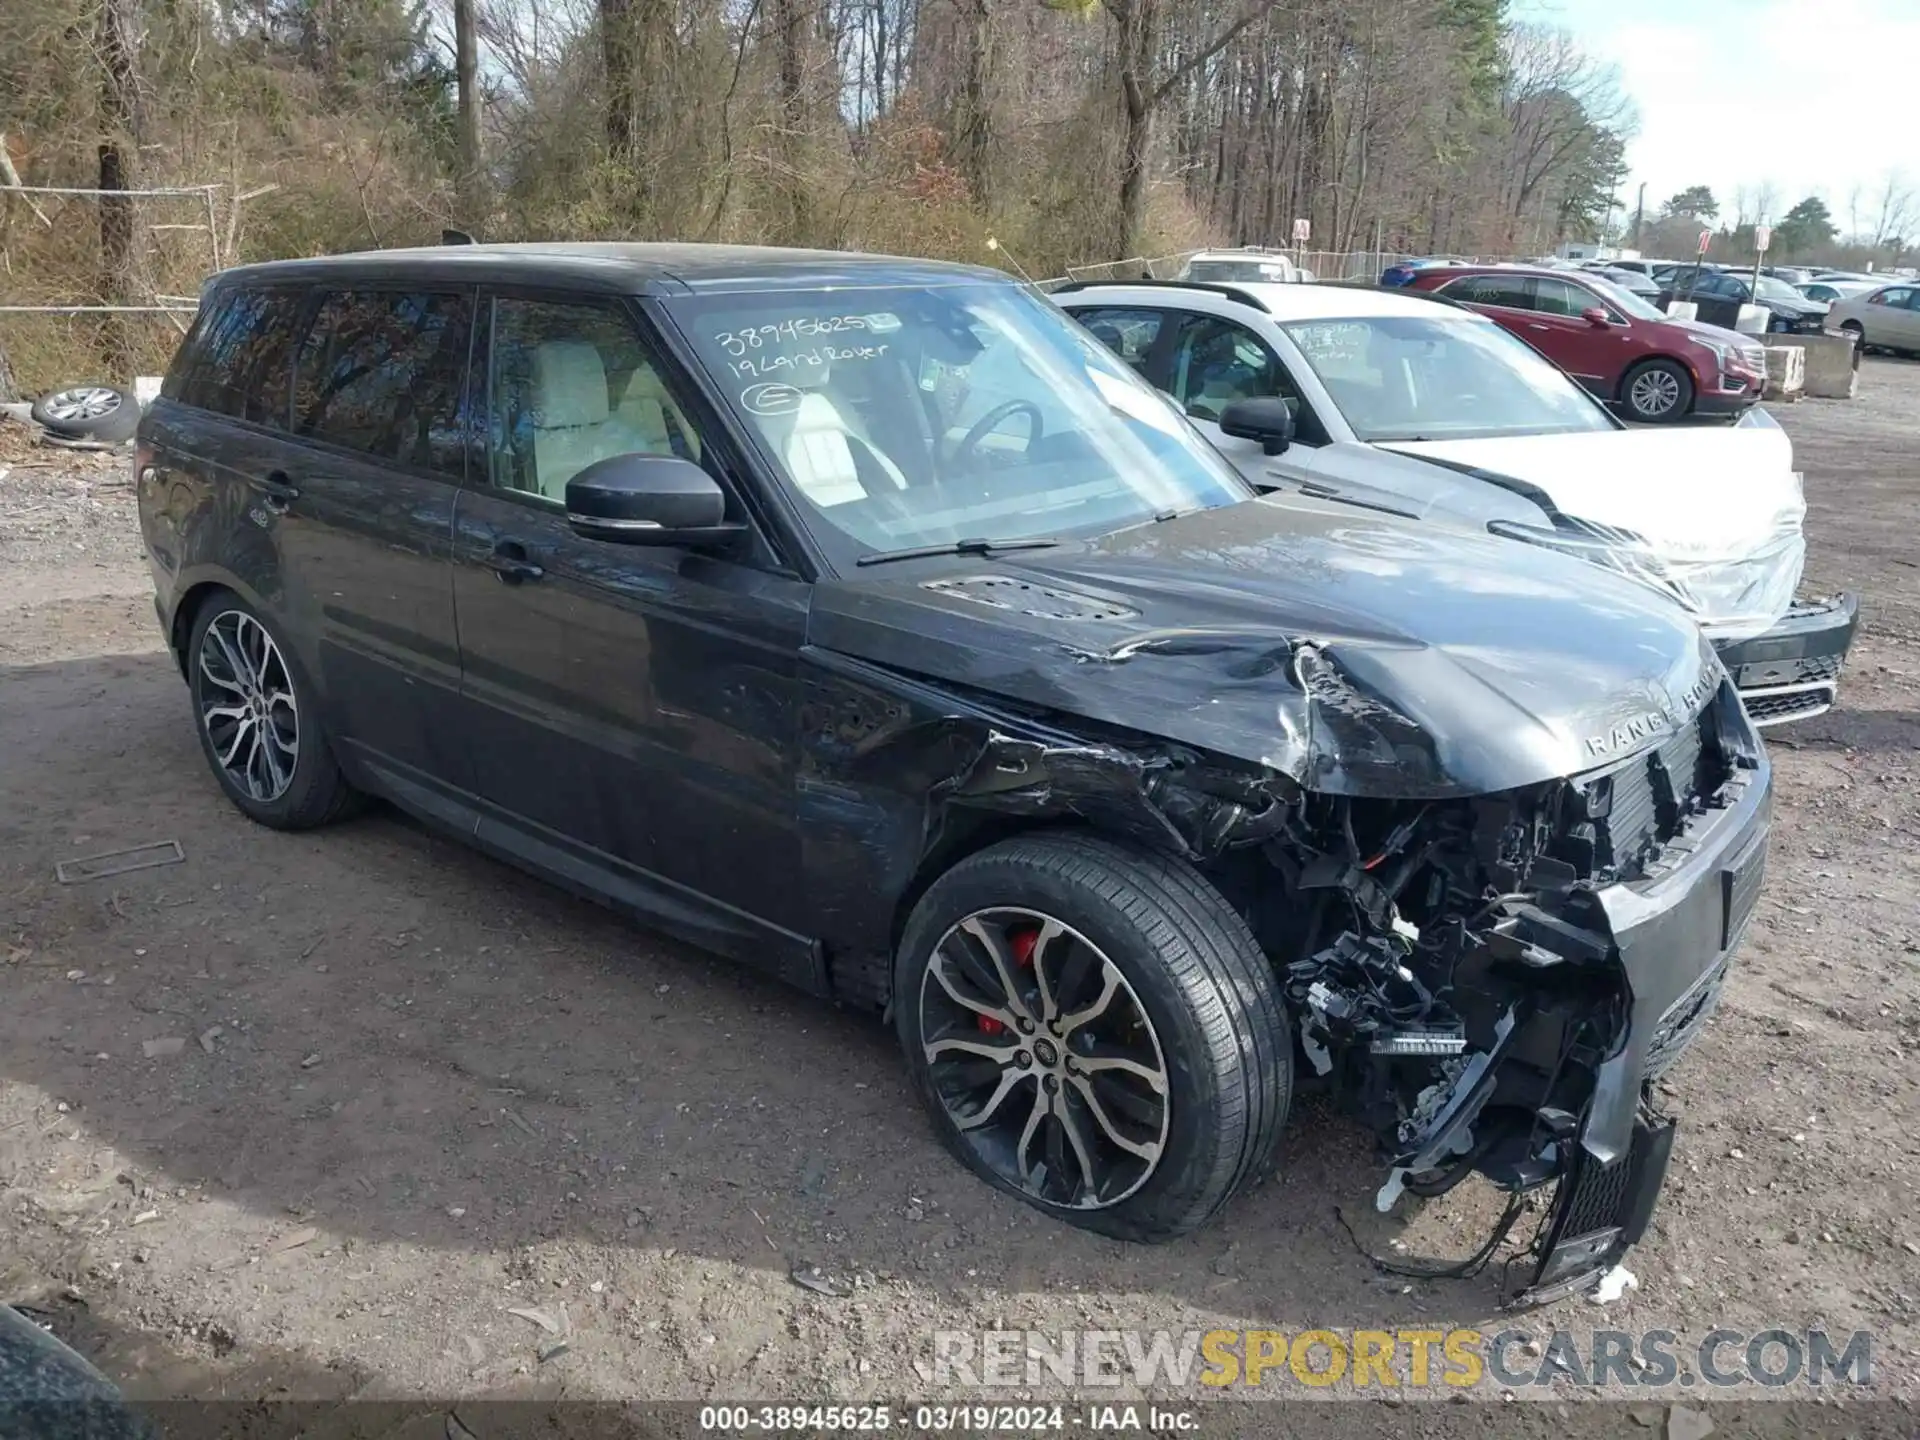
[1055,278,1858,725]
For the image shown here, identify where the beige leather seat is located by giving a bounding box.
[758,389,909,509]
[615,366,701,462]
[529,340,623,499]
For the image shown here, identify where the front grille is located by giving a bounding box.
[1744,683,1835,726]
[1792,652,1843,683]
[1556,1148,1637,1238]
[1600,723,1703,875]
[1569,707,1725,881]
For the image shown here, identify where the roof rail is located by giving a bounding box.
[1048,278,1273,312]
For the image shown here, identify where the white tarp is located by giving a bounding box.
[1392,422,1805,639]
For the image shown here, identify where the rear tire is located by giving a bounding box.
[895,832,1290,1242]
[1620,359,1694,423]
[1839,321,1865,353]
[186,591,361,830]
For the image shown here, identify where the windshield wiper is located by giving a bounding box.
[856,536,1061,568]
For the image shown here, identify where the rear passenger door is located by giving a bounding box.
[1517,276,1614,393]
[279,287,476,790]
[449,292,814,979]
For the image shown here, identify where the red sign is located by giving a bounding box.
[1697,228,1712,255]
[1292,218,1311,244]
[1755,225,1772,253]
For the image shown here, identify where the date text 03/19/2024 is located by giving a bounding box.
[697,1405,1197,1432]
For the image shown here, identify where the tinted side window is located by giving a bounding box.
[1445,274,1533,310]
[292,290,472,475]
[165,287,305,425]
[1532,278,1589,316]
[1069,307,1165,376]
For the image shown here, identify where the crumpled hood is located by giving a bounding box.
[1386,420,1805,638]
[807,494,1722,799]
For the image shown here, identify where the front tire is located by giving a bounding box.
[187,592,360,829]
[895,833,1290,1242]
[1620,359,1694,423]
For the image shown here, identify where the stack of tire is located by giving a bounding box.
[31,384,140,443]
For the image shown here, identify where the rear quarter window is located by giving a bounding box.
[162,286,307,425]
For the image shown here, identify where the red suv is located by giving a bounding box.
[1406,265,1767,424]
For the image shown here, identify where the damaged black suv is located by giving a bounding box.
[138,244,1770,1304]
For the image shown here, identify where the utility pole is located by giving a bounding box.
[1631,181,1647,250]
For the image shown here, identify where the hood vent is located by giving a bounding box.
[922,575,1138,623]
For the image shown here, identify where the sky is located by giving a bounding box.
[1513,0,1918,234]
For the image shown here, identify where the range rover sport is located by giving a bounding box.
[138,243,1771,1304]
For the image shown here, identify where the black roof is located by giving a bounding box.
[212,242,1015,298]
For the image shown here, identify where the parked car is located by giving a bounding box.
[0,1303,155,1440]
[1057,277,1857,726]
[1650,261,1723,288]
[1596,266,1663,299]
[1799,279,1883,304]
[1761,265,1815,287]
[1178,249,1303,284]
[1378,257,1459,287]
[1399,263,1767,422]
[1809,271,1885,285]
[1665,268,1828,334]
[140,243,1771,1303]
[1827,282,1920,355]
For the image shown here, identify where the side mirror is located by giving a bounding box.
[1580,306,1612,327]
[1217,396,1296,456]
[565,453,744,547]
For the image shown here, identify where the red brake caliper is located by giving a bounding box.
[977,926,1039,1036]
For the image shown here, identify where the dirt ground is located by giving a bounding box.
[2,365,1917,1429]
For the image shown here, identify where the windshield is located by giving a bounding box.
[663,282,1248,562]
[1585,274,1666,320]
[1281,314,1615,443]
[1186,258,1291,281]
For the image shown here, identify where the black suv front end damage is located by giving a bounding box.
[903,670,1769,1304]
[1267,678,1769,1303]
[799,492,1772,1291]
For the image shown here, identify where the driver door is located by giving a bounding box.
[450,290,815,976]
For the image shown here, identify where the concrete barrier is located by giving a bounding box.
[1759,333,1859,399]
[1763,345,1805,401]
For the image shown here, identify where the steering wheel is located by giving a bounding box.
[953,399,1044,464]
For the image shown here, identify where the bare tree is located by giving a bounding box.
[601,0,638,158]
[454,0,485,227]
[1869,170,1916,250]
[1072,0,1276,258]
[95,0,147,374]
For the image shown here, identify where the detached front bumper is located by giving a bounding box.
[1510,735,1773,1306]
[1711,591,1859,726]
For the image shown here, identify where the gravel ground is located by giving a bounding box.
[1,368,1917,1433]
